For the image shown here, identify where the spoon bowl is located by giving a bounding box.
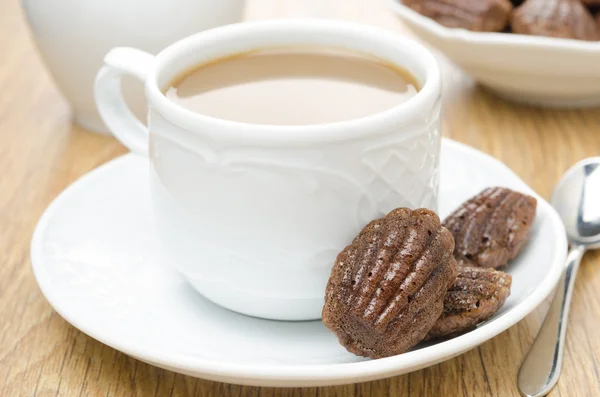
[551,157,600,249]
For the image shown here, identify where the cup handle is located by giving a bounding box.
[94,47,156,156]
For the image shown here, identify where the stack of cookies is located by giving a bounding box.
[322,187,536,359]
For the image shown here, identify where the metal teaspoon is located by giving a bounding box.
[518,157,600,397]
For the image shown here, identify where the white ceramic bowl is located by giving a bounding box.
[389,0,600,107]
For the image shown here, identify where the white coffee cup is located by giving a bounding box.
[95,19,442,321]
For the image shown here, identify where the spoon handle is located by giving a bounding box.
[517,245,586,397]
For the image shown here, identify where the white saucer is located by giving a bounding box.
[31,139,567,387]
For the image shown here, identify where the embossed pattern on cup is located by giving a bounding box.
[149,102,441,320]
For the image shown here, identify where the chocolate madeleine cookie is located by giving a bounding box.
[427,267,512,339]
[403,0,513,32]
[443,187,536,269]
[511,0,598,41]
[322,208,457,359]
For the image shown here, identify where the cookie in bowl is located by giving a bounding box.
[402,0,513,32]
[512,0,599,41]
[400,0,599,40]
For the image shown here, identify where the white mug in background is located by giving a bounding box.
[23,0,245,134]
[94,20,442,321]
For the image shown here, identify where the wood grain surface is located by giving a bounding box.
[1,0,599,396]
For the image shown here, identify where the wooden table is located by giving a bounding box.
[1,0,599,396]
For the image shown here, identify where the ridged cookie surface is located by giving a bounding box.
[443,187,536,269]
[427,266,512,339]
[403,0,513,32]
[512,0,598,41]
[323,208,457,359]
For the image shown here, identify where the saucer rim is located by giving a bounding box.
[30,139,567,386]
